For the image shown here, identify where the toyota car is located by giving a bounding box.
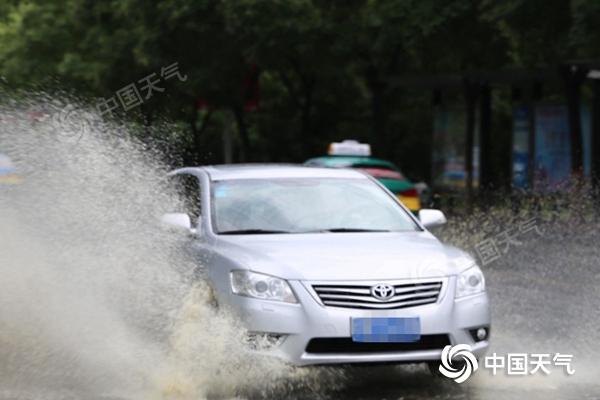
[162,165,490,368]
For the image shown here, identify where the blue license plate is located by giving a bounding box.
[351,317,421,343]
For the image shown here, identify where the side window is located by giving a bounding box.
[169,174,201,226]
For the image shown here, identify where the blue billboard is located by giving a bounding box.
[512,104,591,192]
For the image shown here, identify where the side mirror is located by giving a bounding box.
[161,213,192,232]
[418,209,447,229]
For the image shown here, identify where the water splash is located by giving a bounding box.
[0,96,343,400]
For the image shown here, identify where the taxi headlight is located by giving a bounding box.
[456,265,486,298]
[230,270,297,303]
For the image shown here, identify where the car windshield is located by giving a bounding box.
[212,178,420,234]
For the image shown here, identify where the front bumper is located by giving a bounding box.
[227,277,490,366]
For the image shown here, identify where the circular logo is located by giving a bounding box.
[439,344,479,383]
[371,283,395,301]
[50,104,92,143]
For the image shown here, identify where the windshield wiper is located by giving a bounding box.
[219,229,292,235]
[304,228,391,233]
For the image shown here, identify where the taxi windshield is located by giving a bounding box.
[211,178,420,234]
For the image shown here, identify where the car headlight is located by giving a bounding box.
[230,270,297,303]
[456,265,485,298]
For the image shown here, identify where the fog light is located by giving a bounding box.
[244,332,286,350]
[469,326,490,342]
[476,328,487,341]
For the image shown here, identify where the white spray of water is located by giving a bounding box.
[0,97,344,400]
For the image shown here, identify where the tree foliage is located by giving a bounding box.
[1,0,599,180]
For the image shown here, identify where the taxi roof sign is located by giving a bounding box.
[328,140,371,156]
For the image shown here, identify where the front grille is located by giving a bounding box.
[312,280,443,310]
[305,335,451,354]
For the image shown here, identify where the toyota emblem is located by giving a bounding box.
[371,283,395,301]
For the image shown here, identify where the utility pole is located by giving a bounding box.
[479,83,492,193]
[464,79,478,211]
[561,64,587,177]
[590,71,600,208]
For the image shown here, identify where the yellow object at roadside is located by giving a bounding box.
[398,195,420,212]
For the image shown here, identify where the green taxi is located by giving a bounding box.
[304,141,421,212]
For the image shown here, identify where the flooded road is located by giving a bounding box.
[1,100,599,400]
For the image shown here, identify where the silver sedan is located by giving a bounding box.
[162,165,490,367]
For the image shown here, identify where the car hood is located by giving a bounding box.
[213,231,476,281]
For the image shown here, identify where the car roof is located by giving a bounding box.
[176,164,368,181]
[305,155,398,169]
